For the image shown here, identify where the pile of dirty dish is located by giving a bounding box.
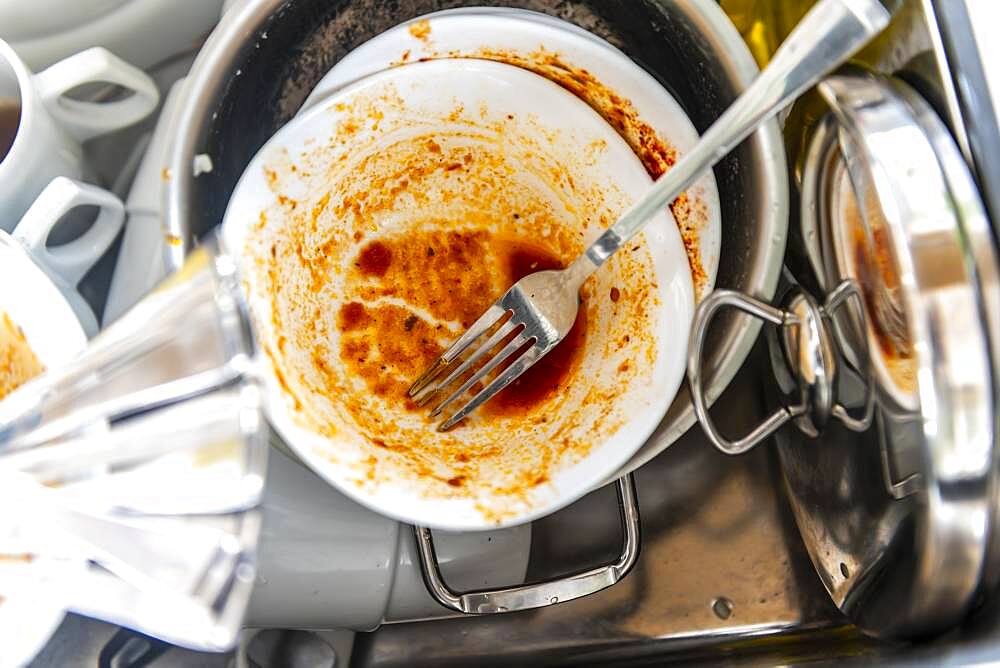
[222,8,722,531]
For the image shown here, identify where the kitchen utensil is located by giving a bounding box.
[165,0,790,480]
[414,0,889,429]
[223,57,690,530]
[11,176,125,336]
[689,69,1000,638]
[162,0,789,620]
[0,39,158,226]
[300,7,723,297]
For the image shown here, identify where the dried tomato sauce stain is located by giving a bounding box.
[336,231,586,418]
[355,240,392,277]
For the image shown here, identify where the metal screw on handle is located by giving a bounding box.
[414,474,640,614]
[689,280,874,456]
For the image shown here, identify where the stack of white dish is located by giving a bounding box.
[223,8,722,530]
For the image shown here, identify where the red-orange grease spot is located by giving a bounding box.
[356,240,392,277]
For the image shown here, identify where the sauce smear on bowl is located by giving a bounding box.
[335,230,586,419]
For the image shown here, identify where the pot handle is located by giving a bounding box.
[688,291,798,455]
[690,281,874,457]
[414,474,640,614]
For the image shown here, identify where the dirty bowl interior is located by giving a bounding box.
[223,58,693,528]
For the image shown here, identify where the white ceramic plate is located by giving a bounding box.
[0,233,85,375]
[0,231,86,666]
[225,59,694,530]
[300,7,722,297]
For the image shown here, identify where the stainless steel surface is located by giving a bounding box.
[413,0,885,429]
[897,70,1000,596]
[164,0,791,475]
[353,350,862,666]
[931,0,1000,236]
[775,70,998,638]
[414,475,638,613]
[689,282,871,455]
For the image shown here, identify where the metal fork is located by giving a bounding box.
[409,0,891,430]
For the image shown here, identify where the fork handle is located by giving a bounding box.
[574,0,889,274]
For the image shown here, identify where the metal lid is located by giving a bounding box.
[785,69,1000,637]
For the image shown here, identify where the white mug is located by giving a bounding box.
[11,177,126,337]
[0,38,158,228]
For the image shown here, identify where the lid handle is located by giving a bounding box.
[689,280,873,455]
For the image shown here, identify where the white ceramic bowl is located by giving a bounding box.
[224,59,694,530]
[0,231,86,666]
[301,7,721,297]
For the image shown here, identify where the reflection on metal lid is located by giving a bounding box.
[787,68,999,638]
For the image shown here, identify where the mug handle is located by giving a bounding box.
[13,177,125,286]
[32,47,159,143]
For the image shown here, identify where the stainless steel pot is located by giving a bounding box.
[163,0,789,474]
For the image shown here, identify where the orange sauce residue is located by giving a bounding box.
[845,192,916,394]
[408,19,431,43]
[248,80,658,518]
[0,310,44,401]
[335,232,587,420]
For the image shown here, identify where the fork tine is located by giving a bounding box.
[408,304,508,397]
[429,332,533,419]
[438,343,546,431]
[411,318,523,406]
